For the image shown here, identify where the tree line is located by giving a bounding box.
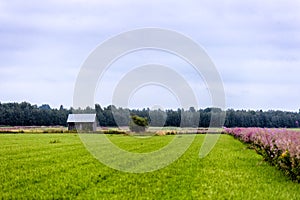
[0,102,300,128]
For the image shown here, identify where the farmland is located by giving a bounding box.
[1,133,300,199]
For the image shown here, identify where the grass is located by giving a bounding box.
[0,134,299,199]
[288,128,300,132]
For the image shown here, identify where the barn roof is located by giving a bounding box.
[67,114,96,123]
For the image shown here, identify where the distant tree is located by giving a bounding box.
[1,101,300,128]
[165,109,180,127]
[149,109,167,127]
[39,104,51,110]
[129,115,148,132]
[103,105,117,126]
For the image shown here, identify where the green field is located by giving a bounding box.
[0,134,299,199]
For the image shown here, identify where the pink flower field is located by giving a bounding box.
[224,127,300,182]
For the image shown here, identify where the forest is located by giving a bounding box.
[0,102,299,128]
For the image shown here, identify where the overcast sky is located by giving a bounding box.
[1,0,300,111]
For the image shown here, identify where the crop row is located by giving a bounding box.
[224,127,300,182]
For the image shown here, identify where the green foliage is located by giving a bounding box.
[1,102,300,128]
[225,128,300,182]
[129,115,148,132]
[255,146,300,182]
[0,134,300,199]
[0,102,70,126]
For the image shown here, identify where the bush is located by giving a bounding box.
[225,127,300,182]
[129,115,148,133]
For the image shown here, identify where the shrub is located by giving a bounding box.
[224,127,300,182]
[129,115,148,133]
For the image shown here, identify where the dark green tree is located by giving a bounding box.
[129,115,148,132]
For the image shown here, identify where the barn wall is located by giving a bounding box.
[68,122,96,131]
[68,122,76,131]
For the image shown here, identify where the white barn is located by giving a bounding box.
[67,114,97,131]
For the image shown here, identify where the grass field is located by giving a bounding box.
[1,134,300,199]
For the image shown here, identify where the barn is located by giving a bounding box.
[67,114,97,132]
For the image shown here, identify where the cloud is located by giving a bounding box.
[0,0,299,111]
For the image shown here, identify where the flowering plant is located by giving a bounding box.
[224,127,300,182]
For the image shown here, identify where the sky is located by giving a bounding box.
[0,0,300,111]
